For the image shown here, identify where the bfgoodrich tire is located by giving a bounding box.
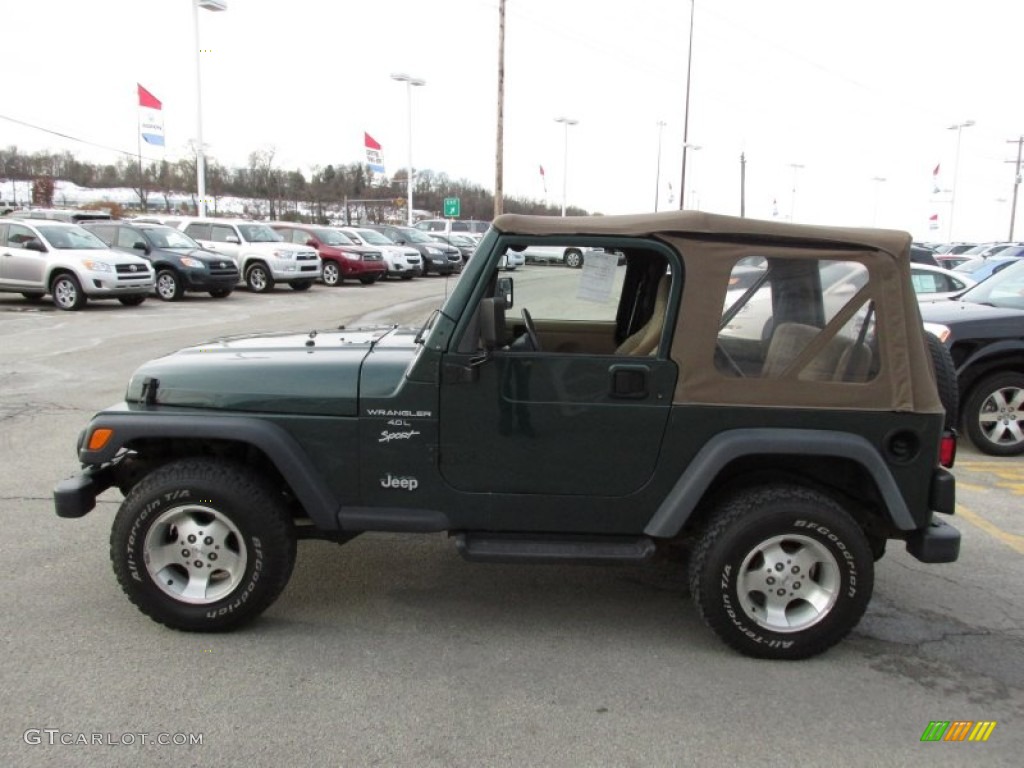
[925,331,958,430]
[689,485,873,660]
[110,458,296,632]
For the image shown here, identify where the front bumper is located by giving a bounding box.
[906,514,961,563]
[54,464,116,518]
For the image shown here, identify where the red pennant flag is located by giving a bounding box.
[364,132,382,150]
[137,84,162,110]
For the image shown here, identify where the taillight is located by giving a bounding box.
[939,430,957,468]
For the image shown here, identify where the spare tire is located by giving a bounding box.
[925,331,958,430]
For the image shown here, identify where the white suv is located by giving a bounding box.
[0,218,154,310]
[177,218,320,292]
[414,218,490,243]
[336,227,423,280]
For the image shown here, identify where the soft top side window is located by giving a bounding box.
[718,256,877,383]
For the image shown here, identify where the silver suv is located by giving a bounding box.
[177,217,320,293]
[0,218,154,310]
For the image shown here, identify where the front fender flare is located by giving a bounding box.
[79,412,340,530]
[644,428,915,537]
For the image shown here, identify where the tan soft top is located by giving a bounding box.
[492,211,939,415]
[492,211,911,258]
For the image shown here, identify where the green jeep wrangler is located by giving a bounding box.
[54,211,960,659]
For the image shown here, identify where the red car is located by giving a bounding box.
[270,223,387,285]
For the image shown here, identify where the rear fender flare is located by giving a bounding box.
[644,429,915,537]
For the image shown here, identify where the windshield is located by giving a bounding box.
[447,234,475,246]
[314,228,355,246]
[145,228,201,249]
[37,225,107,250]
[401,229,435,244]
[238,224,283,243]
[956,259,1024,309]
[355,229,394,245]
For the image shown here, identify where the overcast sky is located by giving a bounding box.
[2,0,1022,242]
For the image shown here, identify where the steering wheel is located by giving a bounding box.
[521,308,542,352]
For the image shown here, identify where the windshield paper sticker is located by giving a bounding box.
[576,251,618,303]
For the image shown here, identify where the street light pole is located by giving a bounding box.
[654,120,667,211]
[391,72,426,226]
[555,116,578,216]
[192,0,226,218]
[947,119,975,242]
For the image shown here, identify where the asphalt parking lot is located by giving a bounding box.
[1,273,1022,767]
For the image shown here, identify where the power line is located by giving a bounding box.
[0,113,138,160]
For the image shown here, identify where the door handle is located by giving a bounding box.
[609,364,649,399]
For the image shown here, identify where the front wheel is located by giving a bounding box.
[964,372,1024,456]
[51,273,86,310]
[208,288,232,298]
[358,274,379,285]
[564,249,584,268]
[689,485,873,659]
[119,296,147,306]
[110,458,296,632]
[245,263,274,293]
[289,280,313,292]
[321,262,341,286]
[155,269,184,301]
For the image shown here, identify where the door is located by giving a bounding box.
[439,248,678,497]
[1,223,48,291]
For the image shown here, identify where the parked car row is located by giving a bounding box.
[0,214,493,310]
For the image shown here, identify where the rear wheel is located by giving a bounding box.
[321,262,341,286]
[21,292,44,301]
[565,249,584,268]
[51,273,86,311]
[964,372,1024,456]
[155,269,184,301]
[689,485,873,659]
[245,263,274,293]
[109,458,297,632]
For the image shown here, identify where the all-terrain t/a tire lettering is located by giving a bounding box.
[689,485,874,660]
[109,458,296,631]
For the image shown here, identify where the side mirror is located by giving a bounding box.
[479,297,507,350]
[133,241,149,253]
[394,237,408,245]
[25,239,47,253]
[226,235,240,244]
[497,276,514,308]
[306,238,318,248]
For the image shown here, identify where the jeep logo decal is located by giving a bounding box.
[380,474,418,491]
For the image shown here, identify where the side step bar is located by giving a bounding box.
[455,533,656,565]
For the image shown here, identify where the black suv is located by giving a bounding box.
[363,223,463,276]
[920,258,1024,455]
[86,222,239,300]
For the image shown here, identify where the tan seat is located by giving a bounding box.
[762,322,872,382]
[616,276,671,356]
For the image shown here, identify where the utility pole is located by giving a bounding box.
[739,152,746,217]
[494,0,506,218]
[679,0,695,210]
[1007,136,1023,241]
